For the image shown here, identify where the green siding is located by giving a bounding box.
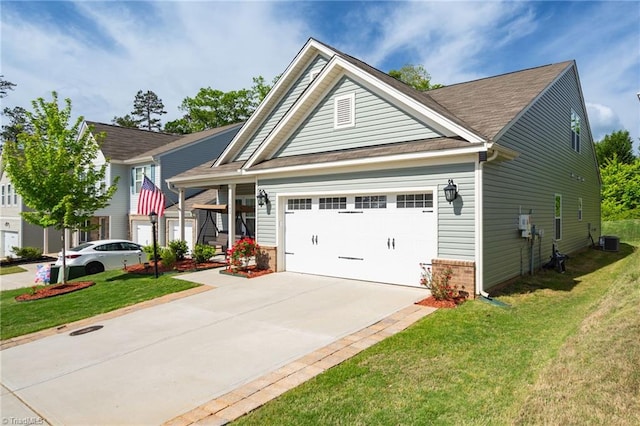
[234,55,329,161]
[275,77,442,157]
[257,163,475,260]
[483,67,601,289]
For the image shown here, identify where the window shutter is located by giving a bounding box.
[131,168,135,194]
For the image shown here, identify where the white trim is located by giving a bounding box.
[215,39,337,167]
[244,146,484,177]
[242,55,486,170]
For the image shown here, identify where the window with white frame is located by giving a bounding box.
[355,195,387,209]
[571,110,581,153]
[287,198,312,210]
[397,193,433,208]
[6,184,11,206]
[334,93,355,129]
[319,197,346,210]
[133,165,153,193]
[1,185,4,206]
[554,194,562,240]
[578,197,583,221]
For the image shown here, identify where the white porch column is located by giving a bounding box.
[43,228,48,255]
[178,188,185,242]
[228,183,236,241]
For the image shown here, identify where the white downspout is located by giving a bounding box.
[475,148,500,296]
[166,184,186,243]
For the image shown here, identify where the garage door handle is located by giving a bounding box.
[387,238,390,249]
[311,235,318,245]
[392,238,395,249]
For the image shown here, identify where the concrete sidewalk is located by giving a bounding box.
[0,262,47,291]
[1,271,434,425]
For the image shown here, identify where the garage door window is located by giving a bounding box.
[319,197,346,209]
[397,193,433,208]
[355,195,387,209]
[287,198,312,210]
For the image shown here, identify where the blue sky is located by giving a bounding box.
[2,1,639,152]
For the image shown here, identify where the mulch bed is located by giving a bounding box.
[125,259,226,274]
[220,266,274,279]
[15,281,95,302]
[415,295,466,309]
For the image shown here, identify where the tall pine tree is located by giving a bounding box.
[131,90,166,131]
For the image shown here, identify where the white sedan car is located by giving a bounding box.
[55,239,148,275]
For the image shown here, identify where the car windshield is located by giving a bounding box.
[69,242,94,251]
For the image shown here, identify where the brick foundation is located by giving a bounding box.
[431,259,476,298]
[259,246,277,271]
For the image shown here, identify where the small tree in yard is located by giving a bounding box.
[3,92,118,283]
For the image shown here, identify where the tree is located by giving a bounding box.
[131,90,166,131]
[1,106,33,143]
[595,130,636,165]
[2,92,119,282]
[111,114,139,129]
[0,75,16,98]
[164,75,275,134]
[600,156,640,220]
[388,64,443,91]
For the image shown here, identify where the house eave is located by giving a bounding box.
[243,145,488,177]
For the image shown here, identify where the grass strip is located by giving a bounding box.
[0,265,27,275]
[0,270,200,340]
[235,222,639,425]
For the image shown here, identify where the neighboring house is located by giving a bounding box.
[0,160,62,257]
[84,121,243,249]
[1,122,242,256]
[167,37,601,295]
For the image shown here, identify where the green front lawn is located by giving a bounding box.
[0,270,201,340]
[0,265,27,275]
[236,220,640,425]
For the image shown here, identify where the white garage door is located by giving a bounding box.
[2,231,19,257]
[135,223,153,247]
[284,192,437,287]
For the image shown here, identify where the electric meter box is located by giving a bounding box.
[518,214,532,238]
[518,215,531,231]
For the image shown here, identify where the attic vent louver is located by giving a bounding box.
[334,93,355,129]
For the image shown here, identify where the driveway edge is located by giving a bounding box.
[163,304,437,426]
[0,285,213,351]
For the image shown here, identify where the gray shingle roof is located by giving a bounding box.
[128,122,243,161]
[427,61,573,140]
[165,188,218,212]
[85,122,181,161]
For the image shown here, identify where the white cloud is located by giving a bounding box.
[1,1,309,125]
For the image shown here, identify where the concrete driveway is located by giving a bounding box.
[1,270,430,425]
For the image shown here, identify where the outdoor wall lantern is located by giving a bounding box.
[443,179,458,204]
[148,211,159,279]
[257,189,270,207]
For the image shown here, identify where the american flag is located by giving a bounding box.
[137,175,166,217]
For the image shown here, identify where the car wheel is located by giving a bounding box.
[85,262,104,275]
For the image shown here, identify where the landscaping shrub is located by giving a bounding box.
[159,247,176,269]
[168,239,188,260]
[12,246,43,260]
[143,245,158,261]
[192,244,216,263]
